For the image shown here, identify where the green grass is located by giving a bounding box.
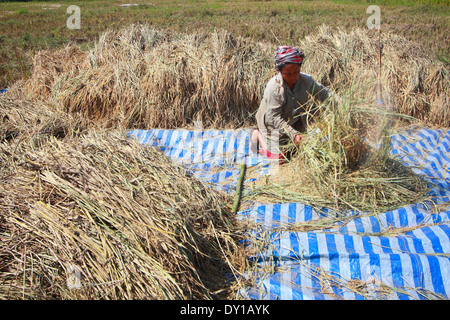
[330,0,448,5]
[0,0,448,88]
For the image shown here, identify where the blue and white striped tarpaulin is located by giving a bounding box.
[127,127,450,300]
[127,128,271,191]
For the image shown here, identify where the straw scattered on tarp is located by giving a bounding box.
[0,95,248,299]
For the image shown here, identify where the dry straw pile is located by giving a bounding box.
[0,91,246,299]
[23,24,274,130]
[21,24,449,130]
[301,25,449,127]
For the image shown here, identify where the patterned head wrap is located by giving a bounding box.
[274,46,305,70]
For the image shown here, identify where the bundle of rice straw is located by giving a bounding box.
[23,46,87,98]
[22,24,447,130]
[300,25,449,128]
[23,24,274,130]
[0,92,246,299]
[0,88,89,146]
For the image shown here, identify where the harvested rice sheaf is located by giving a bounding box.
[0,88,88,147]
[0,111,245,299]
[21,24,449,130]
[301,25,449,127]
[23,25,274,130]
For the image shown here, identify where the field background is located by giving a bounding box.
[0,0,449,90]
